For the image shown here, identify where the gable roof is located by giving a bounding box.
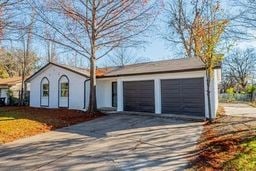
[26,58,221,82]
[25,62,90,82]
[0,77,22,86]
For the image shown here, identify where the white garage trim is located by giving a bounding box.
[112,70,218,118]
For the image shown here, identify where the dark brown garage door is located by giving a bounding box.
[123,80,154,113]
[161,78,205,117]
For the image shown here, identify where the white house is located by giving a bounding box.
[0,77,27,105]
[25,58,221,119]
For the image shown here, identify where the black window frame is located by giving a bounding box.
[112,82,117,107]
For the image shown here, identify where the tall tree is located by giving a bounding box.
[30,0,158,114]
[192,1,228,121]
[236,0,256,36]
[223,48,256,91]
[166,0,228,121]
[164,0,210,58]
[18,11,36,105]
[106,47,149,67]
[0,0,24,43]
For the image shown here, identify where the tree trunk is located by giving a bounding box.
[206,70,212,123]
[20,72,25,105]
[87,56,98,114]
[87,1,97,115]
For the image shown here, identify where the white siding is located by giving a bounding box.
[30,64,87,110]
[0,88,8,104]
[29,64,219,118]
[83,79,116,109]
[98,69,220,118]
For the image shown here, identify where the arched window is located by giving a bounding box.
[40,77,49,107]
[58,75,69,108]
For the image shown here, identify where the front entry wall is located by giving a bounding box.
[30,65,87,110]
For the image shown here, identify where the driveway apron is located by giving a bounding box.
[0,114,203,171]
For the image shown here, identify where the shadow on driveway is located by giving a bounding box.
[0,114,204,171]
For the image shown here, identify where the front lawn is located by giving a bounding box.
[223,137,256,170]
[0,107,102,144]
[189,109,256,170]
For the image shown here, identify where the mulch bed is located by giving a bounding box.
[189,106,256,170]
[0,107,104,144]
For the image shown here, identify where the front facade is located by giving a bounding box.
[26,58,221,119]
[29,64,88,109]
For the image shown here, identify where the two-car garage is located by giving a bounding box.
[122,78,205,117]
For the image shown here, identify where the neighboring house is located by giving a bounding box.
[0,77,23,104]
[25,58,221,119]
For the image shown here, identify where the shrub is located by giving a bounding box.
[226,87,235,102]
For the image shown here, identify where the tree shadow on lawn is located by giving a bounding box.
[188,115,256,170]
[0,106,102,129]
[0,108,204,170]
[0,106,103,144]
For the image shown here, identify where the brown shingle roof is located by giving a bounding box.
[55,63,90,76]
[101,58,207,77]
[52,63,115,77]
[0,77,22,86]
[26,58,220,82]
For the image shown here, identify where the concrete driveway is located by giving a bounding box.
[0,114,203,171]
[222,103,256,118]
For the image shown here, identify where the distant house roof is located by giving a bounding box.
[0,77,22,87]
[26,58,221,82]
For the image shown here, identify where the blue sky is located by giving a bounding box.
[3,0,255,68]
[100,0,256,65]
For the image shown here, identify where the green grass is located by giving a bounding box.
[223,137,256,171]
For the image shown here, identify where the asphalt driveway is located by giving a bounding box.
[0,114,203,171]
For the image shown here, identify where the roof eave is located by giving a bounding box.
[97,66,221,79]
[25,62,89,83]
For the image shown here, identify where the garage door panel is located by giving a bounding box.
[182,89,204,95]
[123,80,155,113]
[161,78,205,117]
[182,78,203,84]
[183,98,204,103]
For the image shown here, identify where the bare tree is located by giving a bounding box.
[165,0,228,121]
[29,0,158,114]
[223,48,256,91]
[11,9,38,105]
[43,28,58,63]
[0,0,24,43]
[106,47,149,67]
[164,0,210,58]
[235,0,256,36]
[224,0,256,41]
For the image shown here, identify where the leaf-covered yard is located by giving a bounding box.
[0,107,102,144]
[189,107,256,170]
